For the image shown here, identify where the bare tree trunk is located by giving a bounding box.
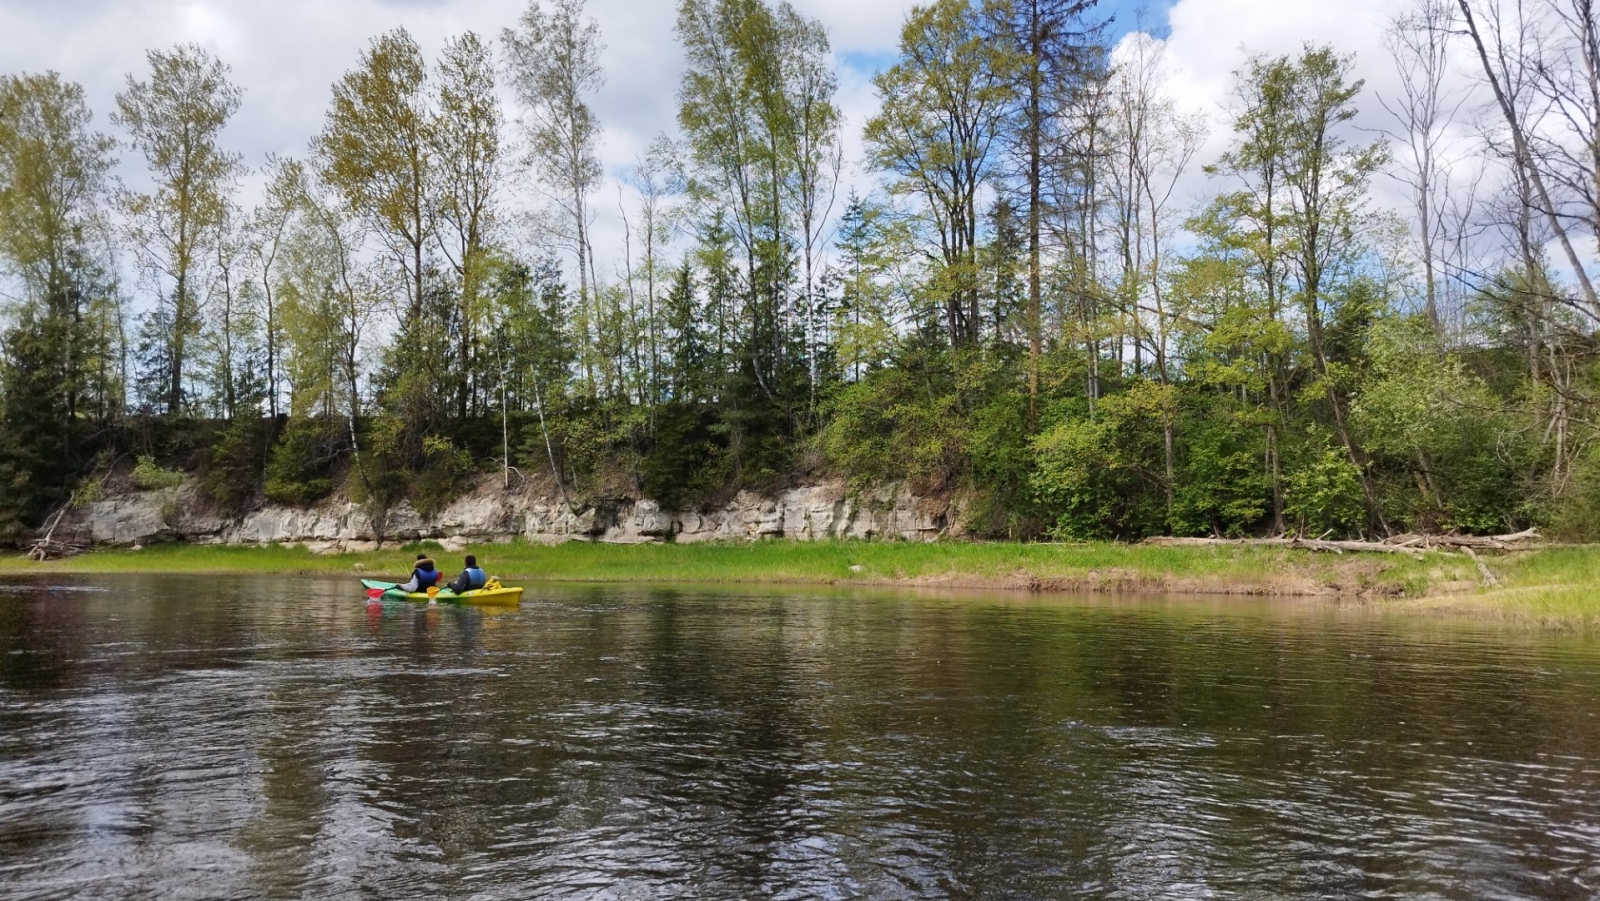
[1458,0,1600,317]
[1382,0,1458,336]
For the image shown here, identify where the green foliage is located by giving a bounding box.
[820,360,966,493]
[1284,441,1366,537]
[264,417,343,506]
[641,402,727,511]
[1170,398,1269,537]
[1030,383,1170,540]
[348,416,410,516]
[0,319,80,537]
[520,396,643,497]
[1352,315,1523,533]
[1550,442,1600,542]
[864,0,1019,347]
[71,471,107,508]
[131,455,184,491]
[201,417,270,511]
[0,73,120,539]
[115,44,244,415]
[409,435,475,520]
[960,353,1040,538]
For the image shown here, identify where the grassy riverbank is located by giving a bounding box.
[4,538,1595,621]
[1404,547,1600,626]
[0,538,1500,590]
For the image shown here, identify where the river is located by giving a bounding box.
[2,575,1599,899]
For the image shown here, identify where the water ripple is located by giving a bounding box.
[1,576,1599,898]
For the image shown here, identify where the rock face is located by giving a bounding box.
[53,476,957,553]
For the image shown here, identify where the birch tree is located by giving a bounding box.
[315,28,434,325]
[1382,0,1465,335]
[1101,32,1204,514]
[433,31,504,416]
[504,0,605,394]
[866,0,1020,347]
[248,156,303,419]
[115,43,243,414]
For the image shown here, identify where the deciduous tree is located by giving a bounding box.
[115,43,243,414]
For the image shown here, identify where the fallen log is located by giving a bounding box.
[1144,529,1543,557]
[1382,529,1539,551]
[25,538,86,562]
[26,504,78,561]
[1142,536,1426,556]
[1460,546,1501,588]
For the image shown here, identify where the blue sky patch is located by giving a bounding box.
[837,0,1177,82]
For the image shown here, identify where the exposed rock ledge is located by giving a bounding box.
[51,477,960,553]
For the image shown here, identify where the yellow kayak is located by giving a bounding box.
[362,579,523,606]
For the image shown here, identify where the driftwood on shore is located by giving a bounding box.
[25,504,87,562]
[1145,536,1427,555]
[1458,546,1502,588]
[1142,529,1541,558]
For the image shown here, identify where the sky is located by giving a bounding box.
[0,0,1460,289]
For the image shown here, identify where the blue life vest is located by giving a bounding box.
[462,567,487,590]
[413,566,441,589]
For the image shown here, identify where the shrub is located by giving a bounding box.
[1550,442,1600,541]
[1284,443,1366,537]
[1030,384,1170,541]
[131,455,184,491]
[264,418,344,506]
[640,402,727,511]
[410,435,475,519]
[820,366,967,493]
[346,416,408,515]
[201,418,271,512]
[1170,400,1269,537]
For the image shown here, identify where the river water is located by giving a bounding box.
[2,576,1600,899]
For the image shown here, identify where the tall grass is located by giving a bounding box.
[1412,547,1600,625]
[0,537,1482,596]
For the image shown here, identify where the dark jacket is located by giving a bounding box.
[449,566,487,594]
[412,560,441,589]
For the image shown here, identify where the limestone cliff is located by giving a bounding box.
[52,476,960,552]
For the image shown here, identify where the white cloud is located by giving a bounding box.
[1148,0,1409,171]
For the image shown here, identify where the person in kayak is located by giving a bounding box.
[446,554,487,595]
[396,553,443,594]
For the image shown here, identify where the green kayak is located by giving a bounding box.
[361,578,523,606]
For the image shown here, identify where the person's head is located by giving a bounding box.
[465,554,477,568]
[416,552,426,561]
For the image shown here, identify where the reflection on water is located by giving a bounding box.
[2,576,1600,899]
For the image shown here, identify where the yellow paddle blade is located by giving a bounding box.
[427,586,439,598]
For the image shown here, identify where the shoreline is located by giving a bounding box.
[5,539,1598,625]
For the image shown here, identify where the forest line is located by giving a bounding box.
[1,0,1598,543]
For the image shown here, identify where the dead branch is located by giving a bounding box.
[1142,529,1542,557]
[1142,536,1426,555]
[1382,528,1540,550]
[1460,546,1501,588]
